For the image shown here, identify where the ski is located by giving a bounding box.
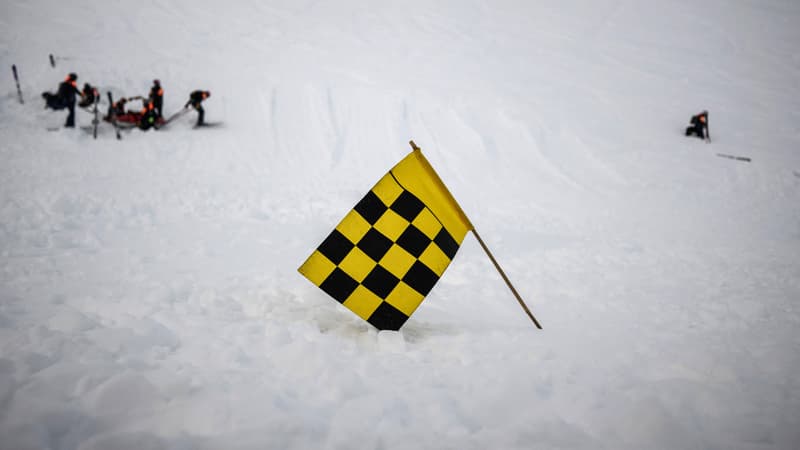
[107,92,122,140]
[12,64,23,104]
[716,153,750,162]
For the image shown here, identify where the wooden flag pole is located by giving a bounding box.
[471,229,543,329]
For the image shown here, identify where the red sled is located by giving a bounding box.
[104,112,165,129]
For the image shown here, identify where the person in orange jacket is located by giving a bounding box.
[42,73,84,127]
[149,79,164,119]
[138,98,159,130]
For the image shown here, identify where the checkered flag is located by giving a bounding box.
[299,146,472,330]
[300,142,542,331]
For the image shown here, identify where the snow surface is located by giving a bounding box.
[2,0,800,449]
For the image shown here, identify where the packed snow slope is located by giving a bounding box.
[2,1,800,449]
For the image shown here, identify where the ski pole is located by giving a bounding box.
[107,91,122,140]
[12,65,23,104]
[92,96,99,139]
[49,54,77,67]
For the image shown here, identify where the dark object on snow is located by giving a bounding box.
[685,110,710,141]
[185,90,210,126]
[109,97,128,117]
[79,83,99,108]
[193,122,223,129]
[42,92,63,109]
[149,79,164,119]
[716,153,751,162]
[91,91,99,139]
[42,73,82,127]
[106,91,122,140]
[12,64,23,104]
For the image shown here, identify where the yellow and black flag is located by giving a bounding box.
[298,146,473,330]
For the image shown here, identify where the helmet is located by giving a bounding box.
[153,79,160,85]
[68,73,77,81]
[83,83,91,89]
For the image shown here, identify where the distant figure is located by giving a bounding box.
[138,99,159,130]
[78,82,99,108]
[149,79,164,119]
[685,110,710,141]
[42,73,83,127]
[111,97,128,117]
[185,90,210,126]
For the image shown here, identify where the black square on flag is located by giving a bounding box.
[403,261,439,296]
[318,230,355,264]
[354,191,387,225]
[357,228,394,261]
[390,191,425,222]
[320,268,359,303]
[362,265,400,298]
[434,229,459,259]
[368,301,409,331]
[396,225,431,258]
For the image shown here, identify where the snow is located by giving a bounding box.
[2,0,800,449]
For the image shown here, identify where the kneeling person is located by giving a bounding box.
[685,110,710,141]
[138,99,159,130]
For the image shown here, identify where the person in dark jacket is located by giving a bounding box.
[184,90,210,126]
[149,79,164,119]
[109,97,128,116]
[78,82,99,108]
[685,110,710,141]
[58,73,82,127]
[42,73,84,127]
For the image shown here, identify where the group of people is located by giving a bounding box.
[44,71,708,140]
[107,79,166,131]
[42,72,211,130]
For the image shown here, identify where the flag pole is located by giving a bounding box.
[471,229,542,329]
[407,140,542,330]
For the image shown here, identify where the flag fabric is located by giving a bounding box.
[299,149,473,330]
